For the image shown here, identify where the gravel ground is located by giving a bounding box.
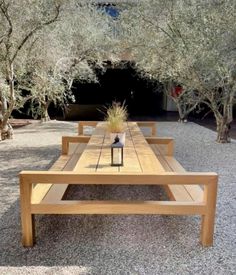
[0,120,235,275]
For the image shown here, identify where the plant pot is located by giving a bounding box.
[110,132,126,145]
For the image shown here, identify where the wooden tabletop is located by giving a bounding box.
[74,122,164,174]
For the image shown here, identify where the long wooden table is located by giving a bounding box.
[20,122,218,247]
[75,122,165,174]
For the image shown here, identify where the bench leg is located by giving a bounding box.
[21,213,35,247]
[20,177,35,247]
[151,124,157,136]
[201,213,215,246]
[200,180,217,246]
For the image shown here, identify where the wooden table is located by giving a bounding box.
[75,122,165,174]
[20,122,218,247]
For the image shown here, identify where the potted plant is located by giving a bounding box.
[105,101,128,145]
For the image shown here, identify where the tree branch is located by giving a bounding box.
[0,0,13,47]
[11,3,61,63]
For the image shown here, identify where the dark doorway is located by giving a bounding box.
[66,62,164,120]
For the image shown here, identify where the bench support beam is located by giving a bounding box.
[201,178,218,246]
[136,121,157,136]
[31,201,206,215]
[146,137,174,156]
[62,136,90,154]
[20,177,35,247]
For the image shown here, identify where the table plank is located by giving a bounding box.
[128,122,165,173]
[74,124,106,172]
[75,122,164,174]
[96,131,119,173]
[119,124,142,173]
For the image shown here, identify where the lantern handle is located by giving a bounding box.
[113,135,120,144]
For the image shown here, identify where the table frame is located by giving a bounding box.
[20,122,218,247]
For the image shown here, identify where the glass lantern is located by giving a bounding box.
[111,135,124,166]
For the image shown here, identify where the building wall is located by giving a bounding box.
[162,95,177,111]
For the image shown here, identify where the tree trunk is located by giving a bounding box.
[215,93,233,143]
[176,102,187,123]
[40,102,50,122]
[216,118,231,143]
[0,71,14,141]
[0,120,13,140]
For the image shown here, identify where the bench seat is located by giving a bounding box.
[32,141,87,205]
[150,144,203,202]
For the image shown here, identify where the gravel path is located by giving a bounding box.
[0,121,235,275]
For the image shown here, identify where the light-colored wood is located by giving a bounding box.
[20,176,35,247]
[150,141,204,202]
[74,134,105,173]
[151,143,203,204]
[128,122,165,173]
[31,155,71,204]
[147,137,174,156]
[136,121,157,136]
[76,122,162,173]
[19,121,218,247]
[148,138,217,246]
[32,200,206,215]
[42,147,86,203]
[78,121,157,136]
[20,171,217,186]
[165,156,203,202]
[62,136,90,154]
[157,155,193,202]
[78,121,98,135]
[32,143,86,204]
[201,178,218,246]
[120,128,142,173]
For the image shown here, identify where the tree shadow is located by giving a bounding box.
[0,197,200,269]
[0,149,201,270]
[15,121,77,135]
[0,146,60,181]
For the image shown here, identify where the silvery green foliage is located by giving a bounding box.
[48,0,119,86]
[0,0,61,72]
[0,0,62,138]
[0,0,119,135]
[27,71,70,121]
[120,0,236,142]
[120,0,236,85]
[23,0,119,120]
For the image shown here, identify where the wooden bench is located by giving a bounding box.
[78,121,157,136]
[19,124,218,247]
[146,136,217,245]
[24,135,90,233]
[146,136,204,202]
[39,135,90,202]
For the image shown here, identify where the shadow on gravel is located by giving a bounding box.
[32,122,76,131]
[0,142,201,269]
[0,198,200,269]
[0,122,234,272]
[14,121,76,135]
[0,146,60,180]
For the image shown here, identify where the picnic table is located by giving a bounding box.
[20,122,218,247]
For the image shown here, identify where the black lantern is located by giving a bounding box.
[111,135,124,166]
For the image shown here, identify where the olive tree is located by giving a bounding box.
[0,0,62,140]
[0,0,118,139]
[164,82,202,122]
[28,1,118,121]
[120,0,236,142]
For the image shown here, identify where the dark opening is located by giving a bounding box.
[65,62,164,120]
